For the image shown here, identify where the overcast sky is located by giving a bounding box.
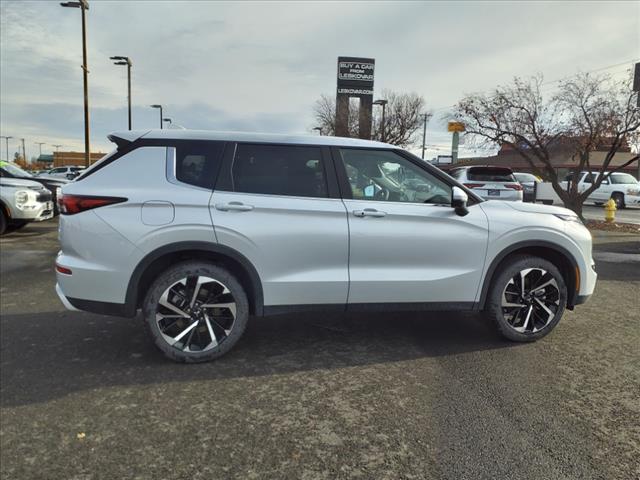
[1,0,638,160]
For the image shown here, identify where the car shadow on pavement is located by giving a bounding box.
[0,309,512,407]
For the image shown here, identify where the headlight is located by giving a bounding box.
[627,189,640,196]
[14,190,29,209]
[553,213,582,224]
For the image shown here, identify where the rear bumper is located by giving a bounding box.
[56,282,134,317]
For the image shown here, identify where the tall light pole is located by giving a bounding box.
[110,56,132,130]
[0,136,12,162]
[60,0,90,167]
[163,117,172,126]
[373,99,388,143]
[420,113,429,159]
[35,142,46,159]
[150,105,163,129]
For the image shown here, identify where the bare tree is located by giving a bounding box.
[454,72,639,218]
[312,90,429,148]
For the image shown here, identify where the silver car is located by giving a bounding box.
[449,166,524,202]
[55,130,596,363]
[0,177,54,235]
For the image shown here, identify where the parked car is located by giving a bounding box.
[40,165,86,180]
[0,161,69,214]
[55,130,596,363]
[448,166,523,202]
[563,171,640,209]
[513,172,542,203]
[0,177,54,235]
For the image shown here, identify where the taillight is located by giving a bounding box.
[505,184,524,191]
[59,194,127,215]
[464,183,485,189]
[56,264,72,275]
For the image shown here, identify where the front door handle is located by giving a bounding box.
[215,202,254,212]
[353,208,386,218]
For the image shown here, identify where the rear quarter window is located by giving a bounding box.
[174,142,225,189]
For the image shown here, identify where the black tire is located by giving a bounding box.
[0,209,6,236]
[611,193,625,209]
[8,220,28,231]
[485,255,567,342]
[142,261,249,363]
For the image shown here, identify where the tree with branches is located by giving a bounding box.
[453,72,639,218]
[312,90,430,148]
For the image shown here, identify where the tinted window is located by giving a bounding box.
[175,142,224,189]
[232,144,327,198]
[467,167,515,182]
[339,149,451,205]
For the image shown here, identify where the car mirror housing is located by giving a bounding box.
[452,186,469,216]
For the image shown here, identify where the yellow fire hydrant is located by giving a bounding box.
[604,198,616,223]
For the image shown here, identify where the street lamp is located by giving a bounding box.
[163,117,172,126]
[0,136,12,162]
[35,142,46,158]
[312,127,323,135]
[110,56,133,130]
[373,99,388,143]
[60,0,90,167]
[150,105,163,129]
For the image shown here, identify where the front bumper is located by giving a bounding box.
[625,195,640,206]
[12,200,54,222]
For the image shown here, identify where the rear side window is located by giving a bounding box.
[232,144,328,198]
[175,142,225,189]
[467,167,515,182]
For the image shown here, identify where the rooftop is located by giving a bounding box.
[108,129,394,149]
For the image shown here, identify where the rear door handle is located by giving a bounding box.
[215,202,254,212]
[353,208,386,218]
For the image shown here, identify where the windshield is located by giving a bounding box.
[0,161,32,177]
[609,173,638,184]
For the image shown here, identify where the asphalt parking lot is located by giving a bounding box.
[582,204,640,225]
[1,219,639,480]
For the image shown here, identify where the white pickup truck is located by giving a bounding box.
[535,171,640,208]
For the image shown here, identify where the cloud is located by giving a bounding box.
[1,0,638,159]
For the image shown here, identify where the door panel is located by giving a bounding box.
[345,200,489,304]
[334,147,489,305]
[211,191,349,306]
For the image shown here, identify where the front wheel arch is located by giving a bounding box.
[478,242,578,311]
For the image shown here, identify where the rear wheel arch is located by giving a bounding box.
[127,242,263,317]
[478,241,579,310]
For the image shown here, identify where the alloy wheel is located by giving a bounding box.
[501,267,560,334]
[155,275,236,352]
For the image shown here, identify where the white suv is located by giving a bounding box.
[449,166,524,202]
[55,130,597,363]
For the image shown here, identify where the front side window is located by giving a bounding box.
[232,144,328,198]
[339,149,451,205]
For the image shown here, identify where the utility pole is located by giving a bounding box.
[420,114,429,159]
[20,138,26,162]
[61,0,91,167]
[0,136,12,162]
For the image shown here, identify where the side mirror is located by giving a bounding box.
[452,186,469,216]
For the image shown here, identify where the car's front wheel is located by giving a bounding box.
[142,262,249,363]
[486,255,567,342]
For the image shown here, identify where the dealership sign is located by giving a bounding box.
[335,56,376,139]
[337,57,375,97]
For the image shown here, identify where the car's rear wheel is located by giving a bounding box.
[611,192,625,209]
[486,255,567,342]
[142,262,249,363]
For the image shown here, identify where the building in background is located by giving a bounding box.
[53,151,105,167]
